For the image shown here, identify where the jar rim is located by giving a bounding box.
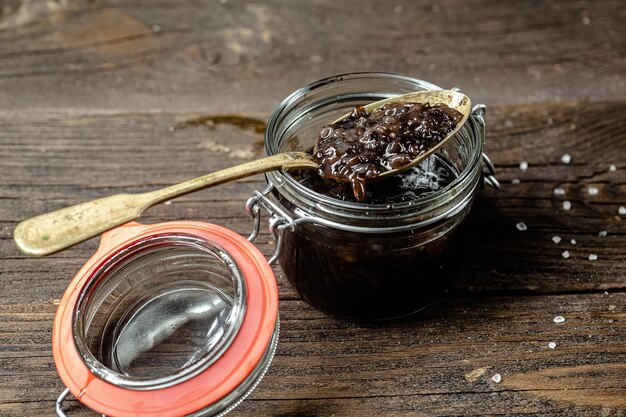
[264,72,484,220]
[52,221,279,417]
[72,234,247,390]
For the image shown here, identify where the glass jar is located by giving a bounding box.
[249,73,498,320]
[53,221,279,417]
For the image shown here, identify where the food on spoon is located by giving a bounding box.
[313,102,463,201]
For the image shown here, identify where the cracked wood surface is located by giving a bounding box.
[0,0,625,416]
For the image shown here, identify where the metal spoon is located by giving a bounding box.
[13,90,470,256]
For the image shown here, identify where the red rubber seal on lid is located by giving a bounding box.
[52,221,278,417]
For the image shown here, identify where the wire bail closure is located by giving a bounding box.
[55,388,71,417]
[245,184,294,265]
[471,103,500,190]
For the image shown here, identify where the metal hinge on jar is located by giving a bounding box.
[471,103,500,190]
[452,87,500,191]
[245,184,294,265]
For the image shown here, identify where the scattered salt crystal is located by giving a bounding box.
[570,239,577,245]
[491,373,502,383]
[561,154,571,164]
[516,222,527,231]
[519,161,528,171]
[563,201,571,210]
[599,230,608,237]
[552,236,561,244]
[619,206,626,215]
[553,315,566,323]
[167,126,175,132]
[588,186,599,195]
[582,16,591,25]
[609,164,616,172]
[511,178,521,184]
[561,250,570,259]
[152,24,161,33]
[589,254,598,261]
[554,187,565,196]
[164,201,172,205]
[604,290,609,295]
[548,342,557,349]
[394,4,403,13]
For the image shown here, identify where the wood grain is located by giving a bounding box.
[0,0,624,114]
[0,0,625,416]
[0,294,624,416]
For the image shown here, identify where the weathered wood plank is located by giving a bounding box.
[0,294,623,416]
[0,0,624,114]
[453,100,626,295]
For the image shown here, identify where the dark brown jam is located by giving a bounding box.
[313,102,462,201]
[280,156,461,319]
[293,157,455,204]
[278,207,461,319]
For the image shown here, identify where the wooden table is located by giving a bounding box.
[1,1,624,415]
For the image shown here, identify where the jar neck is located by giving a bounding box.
[264,72,485,229]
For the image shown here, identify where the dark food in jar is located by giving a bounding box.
[313,102,463,201]
[283,156,461,318]
[294,157,456,204]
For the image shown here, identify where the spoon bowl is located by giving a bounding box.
[329,89,472,181]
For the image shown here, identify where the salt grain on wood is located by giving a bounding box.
[598,230,607,237]
[554,187,565,195]
[519,161,528,171]
[516,222,527,231]
[491,374,502,383]
[548,341,557,349]
[511,178,521,184]
[609,164,617,171]
[553,315,566,323]
[589,254,598,261]
[561,250,570,259]
[570,239,577,245]
[588,186,599,195]
[619,206,626,215]
[561,154,571,164]
[563,201,571,210]
[552,236,561,244]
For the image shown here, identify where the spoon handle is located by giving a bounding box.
[13,152,317,256]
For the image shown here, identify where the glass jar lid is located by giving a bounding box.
[53,221,278,417]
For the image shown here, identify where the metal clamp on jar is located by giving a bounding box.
[247,73,499,320]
